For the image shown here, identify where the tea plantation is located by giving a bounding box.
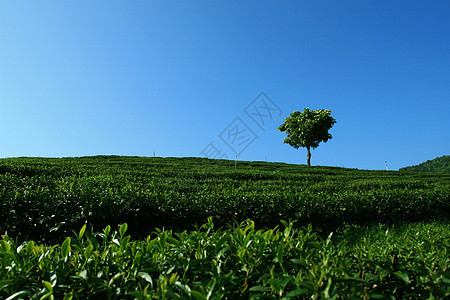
[0,156,449,298]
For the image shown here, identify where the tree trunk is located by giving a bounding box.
[307,147,311,166]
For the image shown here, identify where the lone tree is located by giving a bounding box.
[278,108,336,166]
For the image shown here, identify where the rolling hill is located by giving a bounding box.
[400,155,449,173]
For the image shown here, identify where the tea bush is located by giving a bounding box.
[0,156,449,298]
[0,156,448,242]
[1,219,449,299]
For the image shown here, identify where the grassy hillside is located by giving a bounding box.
[0,156,448,242]
[400,155,450,173]
[1,156,449,298]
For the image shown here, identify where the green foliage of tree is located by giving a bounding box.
[400,155,449,173]
[278,108,336,166]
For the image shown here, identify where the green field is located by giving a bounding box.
[1,156,449,298]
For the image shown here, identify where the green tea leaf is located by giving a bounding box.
[84,244,93,259]
[61,237,71,258]
[5,290,32,300]
[249,286,269,292]
[76,270,87,281]
[78,225,86,240]
[189,290,205,300]
[103,225,111,238]
[121,235,131,250]
[26,240,35,255]
[42,280,53,292]
[393,271,410,284]
[108,272,123,288]
[40,292,54,300]
[285,289,309,297]
[269,278,282,293]
[6,251,19,264]
[138,272,153,285]
[206,278,216,299]
[1,240,10,252]
[119,223,128,238]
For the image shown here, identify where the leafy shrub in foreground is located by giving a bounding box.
[1,219,449,299]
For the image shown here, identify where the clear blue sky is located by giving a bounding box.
[1,1,449,170]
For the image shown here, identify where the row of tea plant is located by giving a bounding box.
[1,219,449,299]
[0,156,448,242]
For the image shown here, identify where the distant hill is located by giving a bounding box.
[400,155,450,173]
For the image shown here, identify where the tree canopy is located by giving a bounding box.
[278,108,336,166]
